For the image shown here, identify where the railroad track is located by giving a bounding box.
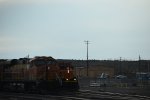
[0,92,89,100]
[77,90,150,100]
[0,90,150,100]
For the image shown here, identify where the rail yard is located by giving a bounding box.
[0,56,150,100]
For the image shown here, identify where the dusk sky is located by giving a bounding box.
[0,0,150,60]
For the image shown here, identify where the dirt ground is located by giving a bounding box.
[78,77,150,97]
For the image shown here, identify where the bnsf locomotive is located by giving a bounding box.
[0,56,79,93]
[58,62,78,88]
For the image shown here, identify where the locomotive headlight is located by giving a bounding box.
[48,67,50,70]
[66,78,69,81]
[74,78,76,81]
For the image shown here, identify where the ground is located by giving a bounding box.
[78,77,150,97]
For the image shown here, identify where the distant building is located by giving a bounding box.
[75,65,114,78]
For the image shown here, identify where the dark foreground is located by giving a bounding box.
[0,77,150,100]
[79,77,150,97]
[0,90,149,100]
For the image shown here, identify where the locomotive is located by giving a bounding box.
[0,56,79,93]
[58,62,79,89]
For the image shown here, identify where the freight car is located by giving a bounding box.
[0,56,79,93]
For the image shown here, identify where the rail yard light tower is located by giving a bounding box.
[84,40,90,76]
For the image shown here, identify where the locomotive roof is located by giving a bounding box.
[30,56,56,62]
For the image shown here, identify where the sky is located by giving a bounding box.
[0,0,150,60]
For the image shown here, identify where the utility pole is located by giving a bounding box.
[84,40,90,76]
[120,57,122,75]
[138,55,141,73]
[148,61,149,73]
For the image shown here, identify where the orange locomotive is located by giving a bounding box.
[0,56,79,93]
[58,62,79,89]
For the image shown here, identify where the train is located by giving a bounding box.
[0,56,79,93]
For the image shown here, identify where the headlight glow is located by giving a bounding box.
[66,78,69,81]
